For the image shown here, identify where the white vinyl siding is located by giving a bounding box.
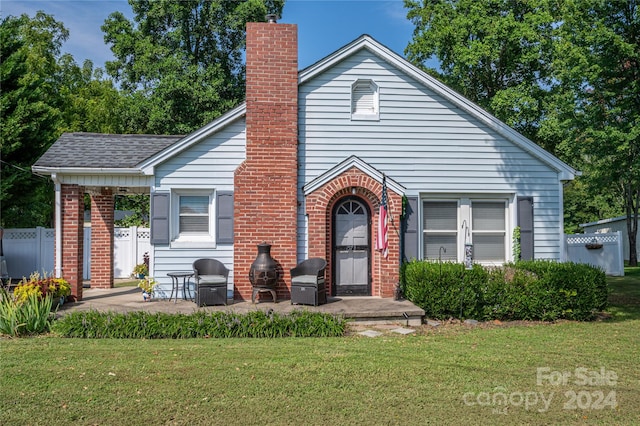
[298,48,564,261]
[151,119,245,291]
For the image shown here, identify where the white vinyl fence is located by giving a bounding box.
[564,231,624,276]
[2,227,150,281]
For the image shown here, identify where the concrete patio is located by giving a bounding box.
[58,284,425,326]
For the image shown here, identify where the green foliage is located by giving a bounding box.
[404,0,555,146]
[52,310,346,338]
[0,12,67,227]
[0,287,55,337]
[512,226,521,261]
[403,259,608,321]
[101,0,285,134]
[13,272,71,302]
[0,13,127,227]
[404,0,640,260]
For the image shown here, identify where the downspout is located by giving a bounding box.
[52,174,62,278]
[560,180,567,262]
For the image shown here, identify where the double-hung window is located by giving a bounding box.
[423,201,458,261]
[471,201,506,262]
[422,198,509,264]
[179,196,209,234]
[172,190,215,247]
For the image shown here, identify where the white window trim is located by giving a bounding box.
[170,189,216,249]
[351,79,379,121]
[420,195,514,265]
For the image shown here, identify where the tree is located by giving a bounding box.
[554,0,640,265]
[101,0,285,134]
[0,13,68,227]
[404,0,556,149]
[57,57,127,134]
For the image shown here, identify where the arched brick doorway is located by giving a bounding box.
[305,166,401,298]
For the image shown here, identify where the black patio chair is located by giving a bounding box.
[193,258,229,306]
[290,258,327,306]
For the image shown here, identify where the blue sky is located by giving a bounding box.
[2,0,416,70]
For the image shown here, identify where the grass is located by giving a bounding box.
[1,270,639,425]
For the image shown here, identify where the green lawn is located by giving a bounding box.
[1,270,639,425]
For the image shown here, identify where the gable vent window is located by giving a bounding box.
[351,79,379,121]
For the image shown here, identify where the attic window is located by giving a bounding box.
[351,79,379,120]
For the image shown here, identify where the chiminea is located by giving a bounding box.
[249,242,279,303]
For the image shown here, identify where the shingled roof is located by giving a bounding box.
[33,133,183,169]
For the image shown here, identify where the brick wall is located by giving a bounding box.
[234,21,299,301]
[60,184,84,299]
[305,168,401,297]
[90,189,114,289]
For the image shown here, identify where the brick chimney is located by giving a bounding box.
[234,18,298,301]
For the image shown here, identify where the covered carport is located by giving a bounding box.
[32,133,181,299]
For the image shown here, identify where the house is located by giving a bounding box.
[581,216,637,262]
[32,20,577,301]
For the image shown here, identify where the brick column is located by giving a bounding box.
[60,184,84,300]
[90,189,114,289]
[234,21,298,301]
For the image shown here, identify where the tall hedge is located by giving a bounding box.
[402,260,608,321]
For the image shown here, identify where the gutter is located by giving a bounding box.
[32,166,144,176]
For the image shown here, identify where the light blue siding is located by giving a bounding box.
[151,119,245,291]
[297,50,564,260]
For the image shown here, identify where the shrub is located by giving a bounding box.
[0,287,55,337]
[14,272,71,303]
[403,259,608,321]
[52,310,347,338]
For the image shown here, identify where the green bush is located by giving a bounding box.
[0,287,56,337]
[403,260,608,321]
[52,310,347,338]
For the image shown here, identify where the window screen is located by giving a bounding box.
[179,195,209,233]
[423,201,458,261]
[472,201,505,262]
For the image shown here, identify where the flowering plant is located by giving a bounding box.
[13,272,71,303]
[132,263,148,277]
[137,277,156,294]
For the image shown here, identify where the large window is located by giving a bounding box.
[422,198,509,264]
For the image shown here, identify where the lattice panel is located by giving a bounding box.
[6,231,36,239]
[114,230,131,238]
[566,234,618,245]
[137,230,150,239]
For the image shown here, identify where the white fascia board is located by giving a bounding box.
[300,35,578,181]
[138,103,246,175]
[303,155,405,196]
[32,166,143,176]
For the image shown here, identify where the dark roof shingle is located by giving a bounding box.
[33,133,183,169]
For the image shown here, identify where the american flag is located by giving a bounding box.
[375,175,389,258]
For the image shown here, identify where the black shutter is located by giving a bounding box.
[517,197,534,260]
[216,191,234,244]
[150,192,170,245]
[402,196,419,261]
